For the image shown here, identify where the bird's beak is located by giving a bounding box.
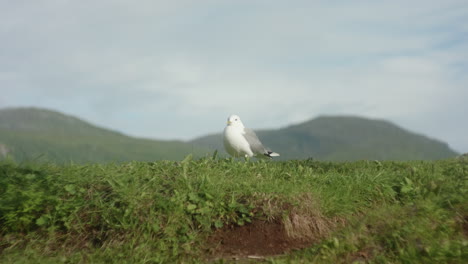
[227,121,232,125]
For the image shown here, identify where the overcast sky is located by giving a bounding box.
[1,0,467,153]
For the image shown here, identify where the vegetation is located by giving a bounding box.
[192,116,458,160]
[1,156,466,263]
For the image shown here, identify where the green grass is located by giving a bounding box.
[1,157,467,263]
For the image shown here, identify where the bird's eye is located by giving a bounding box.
[235,119,238,121]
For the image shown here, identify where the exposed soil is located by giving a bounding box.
[206,220,316,261]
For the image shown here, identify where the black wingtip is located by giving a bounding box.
[264,151,275,158]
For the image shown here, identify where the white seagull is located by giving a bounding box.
[223,114,280,158]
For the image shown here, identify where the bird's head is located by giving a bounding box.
[226,114,244,127]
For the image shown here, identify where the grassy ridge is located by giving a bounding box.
[0,107,210,163]
[191,116,458,160]
[1,108,458,163]
[0,157,467,263]
[0,129,208,163]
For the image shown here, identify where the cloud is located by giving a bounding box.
[0,0,467,152]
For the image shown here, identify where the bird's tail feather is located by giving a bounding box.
[264,151,280,158]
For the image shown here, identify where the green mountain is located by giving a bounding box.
[191,116,458,161]
[0,107,208,163]
[0,108,458,163]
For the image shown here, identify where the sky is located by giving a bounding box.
[1,0,467,153]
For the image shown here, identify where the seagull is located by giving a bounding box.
[223,114,280,158]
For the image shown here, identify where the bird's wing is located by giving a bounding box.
[243,128,268,154]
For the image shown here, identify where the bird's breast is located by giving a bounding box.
[223,127,249,155]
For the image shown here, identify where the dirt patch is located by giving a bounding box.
[207,220,313,260]
[206,194,342,261]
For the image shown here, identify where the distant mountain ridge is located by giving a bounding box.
[0,107,458,163]
[0,107,124,136]
[191,115,458,161]
[0,107,209,163]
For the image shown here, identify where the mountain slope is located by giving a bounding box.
[191,116,458,161]
[0,108,458,162]
[0,107,208,163]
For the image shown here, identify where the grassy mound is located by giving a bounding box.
[0,157,466,263]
